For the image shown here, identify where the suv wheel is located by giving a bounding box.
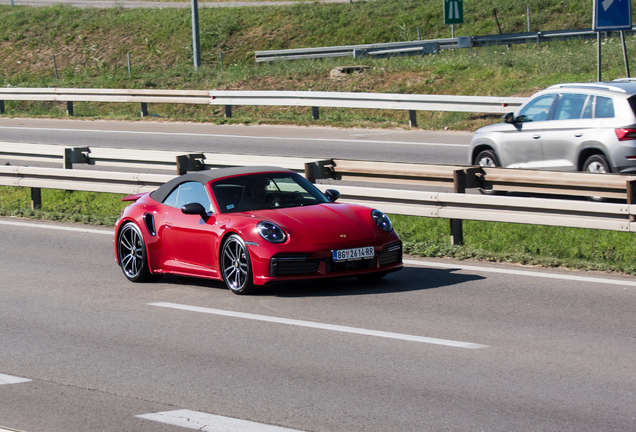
[583,154,610,174]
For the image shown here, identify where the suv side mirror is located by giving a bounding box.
[503,112,515,123]
[181,202,209,218]
[325,189,341,202]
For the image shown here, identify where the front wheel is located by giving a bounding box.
[117,222,152,282]
[221,234,255,295]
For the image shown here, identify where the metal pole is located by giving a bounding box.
[621,31,631,78]
[191,0,201,70]
[527,6,530,32]
[219,51,223,72]
[417,27,420,41]
[52,54,59,80]
[127,52,131,77]
[11,0,14,7]
[451,24,454,38]
[597,32,602,82]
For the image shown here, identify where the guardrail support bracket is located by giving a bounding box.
[0,100,4,114]
[66,101,74,116]
[304,160,333,183]
[141,103,149,117]
[225,105,232,118]
[176,154,205,175]
[312,107,320,120]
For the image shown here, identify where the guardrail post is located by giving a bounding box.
[408,110,417,128]
[31,188,41,210]
[0,100,4,114]
[312,107,320,120]
[450,169,466,245]
[225,105,232,118]
[66,101,74,116]
[64,148,74,169]
[176,154,205,175]
[304,160,333,183]
[141,103,149,117]
[627,179,636,222]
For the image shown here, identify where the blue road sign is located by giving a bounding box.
[593,0,632,31]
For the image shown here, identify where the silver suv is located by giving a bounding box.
[469,80,636,174]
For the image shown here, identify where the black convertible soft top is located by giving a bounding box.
[148,166,294,203]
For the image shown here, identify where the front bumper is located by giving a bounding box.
[252,240,403,285]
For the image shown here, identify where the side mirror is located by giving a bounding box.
[181,202,209,218]
[325,189,341,202]
[503,112,515,124]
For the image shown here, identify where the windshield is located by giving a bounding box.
[212,172,331,213]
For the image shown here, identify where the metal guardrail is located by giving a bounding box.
[0,88,527,126]
[1,165,635,241]
[0,142,312,174]
[255,26,636,62]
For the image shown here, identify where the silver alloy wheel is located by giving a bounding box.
[118,223,146,280]
[221,235,253,294]
[585,161,608,173]
[478,155,497,167]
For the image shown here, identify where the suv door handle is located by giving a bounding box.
[574,133,582,137]
[533,135,541,139]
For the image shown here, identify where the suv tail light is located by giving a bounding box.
[615,128,636,141]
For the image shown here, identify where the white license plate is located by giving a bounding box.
[332,246,375,262]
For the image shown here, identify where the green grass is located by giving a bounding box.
[1,186,635,274]
[1,1,635,130]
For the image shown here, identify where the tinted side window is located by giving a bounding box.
[595,96,615,118]
[518,94,557,122]
[554,93,588,120]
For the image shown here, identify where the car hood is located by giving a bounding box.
[258,203,376,245]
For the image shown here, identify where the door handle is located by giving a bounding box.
[165,222,173,229]
[575,133,582,137]
[533,135,541,139]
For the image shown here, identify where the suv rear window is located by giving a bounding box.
[628,96,636,116]
[595,96,615,118]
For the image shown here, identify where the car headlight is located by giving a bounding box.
[371,209,393,232]
[257,221,287,244]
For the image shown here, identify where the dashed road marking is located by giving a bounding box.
[0,373,32,385]
[0,220,112,235]
[136,409,306,431]
[148,302,488,349]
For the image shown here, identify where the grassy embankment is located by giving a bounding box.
[1,0,636,274]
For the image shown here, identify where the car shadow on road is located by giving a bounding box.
[268,266,486,297]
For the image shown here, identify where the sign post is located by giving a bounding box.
[593,0,632,80]
[444,0,464,37]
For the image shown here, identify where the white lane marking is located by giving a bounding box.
[3,219,633,288]
[0,126,469,147]
[136,409,305,432]
[0,220,113,235]
[0,373,32,385]
[404,259,636,287]
[148,302,488,349]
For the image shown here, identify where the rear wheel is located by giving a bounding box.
[118,222,152,282]
[583,154,611,201]
[221,234,255,295]
[475,149,503,195]
[583,154,610,174]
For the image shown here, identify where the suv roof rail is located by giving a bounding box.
[548,83,627,93]
[612,78,636,82]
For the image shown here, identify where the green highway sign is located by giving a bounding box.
[444,0,464,25]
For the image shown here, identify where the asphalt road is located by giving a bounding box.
[0,118,471,166]
[1,218,636,432]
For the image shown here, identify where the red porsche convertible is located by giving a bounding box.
[114,166,403,294]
